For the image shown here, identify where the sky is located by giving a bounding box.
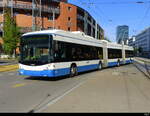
[68,0,150,42]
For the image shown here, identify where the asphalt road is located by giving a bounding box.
[0,69,94,112]
[43,63,150,112]
[0,62,149,112]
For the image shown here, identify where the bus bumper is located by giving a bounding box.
[19,68,70,77]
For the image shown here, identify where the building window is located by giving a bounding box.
[48,27,53,29]
[68,27,71,31]
[26,13,30,16]
[68,6,71,11]
[68,17,71,21]
[0,11,3,15]
[48,15,53,21]
[14,12,19,16]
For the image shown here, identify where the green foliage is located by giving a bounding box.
[133,47,138,55]
[138,47,143,53]
[3,7,21,56]
[134,47,143,55]
[0,42,3,53]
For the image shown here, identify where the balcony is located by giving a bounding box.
[20,27,32,33]
[0,2,60,14]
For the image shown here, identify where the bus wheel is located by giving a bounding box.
[130,58,132,63]
[98,62,102,70]
[70,65,77,77]
[117,61,120,67]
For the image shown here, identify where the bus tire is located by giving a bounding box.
[70,65,77,77]
[130,58,132,63]
[98,62,102,70]
[117,61,120,67]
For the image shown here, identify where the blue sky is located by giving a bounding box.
[68,0,150,42]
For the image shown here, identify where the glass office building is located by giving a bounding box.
[116,25,129,44]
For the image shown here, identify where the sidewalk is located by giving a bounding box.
[135,57,150,63]
[0,59,18,66]
[42,64,150,112]
[0,59,18,72]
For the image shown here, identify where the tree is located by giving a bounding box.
[3,7,21,57]
[133,47,138,56]
[0,42,3,54]
[138,47,143,53]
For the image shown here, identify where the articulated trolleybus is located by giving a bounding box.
[19,30,134,78]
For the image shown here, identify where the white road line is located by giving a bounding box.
[35,80,87,113]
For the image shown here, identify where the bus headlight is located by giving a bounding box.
[19,65,22,69]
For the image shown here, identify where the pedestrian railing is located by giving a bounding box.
[134,57,150,79]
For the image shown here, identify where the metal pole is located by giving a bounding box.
[32,0,35,31]
[2,0,5,37]
[95,21,97,39]
[53,10,55,29]
[11,0,13,17]
[39,0,42,30]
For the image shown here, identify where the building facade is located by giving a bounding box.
[0,0,104,40]
[116,25,129,44]
[134,27,150,57]
[127,36,135,46]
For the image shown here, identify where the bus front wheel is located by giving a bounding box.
[117,61,120,67]
[70,65,77,77]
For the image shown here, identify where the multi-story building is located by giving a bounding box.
[134,27,150,57]
[116,25,129,44]
[0,0,104,40]
[127,36,135,46]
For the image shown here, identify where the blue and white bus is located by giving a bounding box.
[19,30,134,77]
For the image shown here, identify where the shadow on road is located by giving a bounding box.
[25,75,70,81]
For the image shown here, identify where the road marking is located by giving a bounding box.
[12,83,26,88]
[35,80,87,113]
[0,64,18,72]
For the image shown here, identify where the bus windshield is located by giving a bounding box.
[19,34,51,65]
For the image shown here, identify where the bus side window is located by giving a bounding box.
[53,41,66,61]
[97,47,103,59]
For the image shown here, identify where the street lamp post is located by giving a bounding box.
[32,0,35,31]
[52,10,55,30]
[11,0,13,18]
[39,0,42,31]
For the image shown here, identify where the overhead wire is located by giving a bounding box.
[138,3,150,27]
[79,1,118,41]
[81,1,150,5]
[70,0,150,39]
